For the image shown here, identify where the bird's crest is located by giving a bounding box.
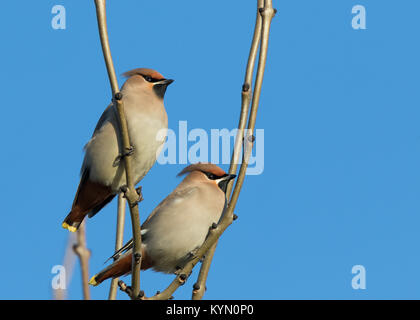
[122,68,165,80]
[177,163,226,177]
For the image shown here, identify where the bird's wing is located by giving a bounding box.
[105,239,133,263]
[105,229,148,263]
[106,186,198,262]
[80,104,115,175]
[142,186,198,225]
[92,104,114,136]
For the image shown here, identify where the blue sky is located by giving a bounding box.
[1,0,420,299]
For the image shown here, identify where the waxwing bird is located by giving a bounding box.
[88,163,236,286]
[62,68,173,232]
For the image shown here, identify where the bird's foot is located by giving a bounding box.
[187,247,200,260]
[113,146,135,167]
[123,145,135,157]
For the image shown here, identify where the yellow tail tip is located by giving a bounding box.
[89,276,98,286]
[62,222,77,233]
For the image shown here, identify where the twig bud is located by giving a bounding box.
[134,253,142,263]
[114,92,123,100]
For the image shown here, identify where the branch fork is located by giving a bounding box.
[120,185,143,207]
[91,0,275,301]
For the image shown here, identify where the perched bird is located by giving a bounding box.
[62,68,173,232]
[88,163,236,286]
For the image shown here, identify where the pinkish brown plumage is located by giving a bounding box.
[177,163,227,177]
[62,68,173,232]
[89,164,236,286]
[122,68,165,80]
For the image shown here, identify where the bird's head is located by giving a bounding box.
[122,68,174,99]
[178,163,237,193]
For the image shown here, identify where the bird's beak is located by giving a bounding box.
[226,174,237,181]
[153,79,174,98]
[217,174,237,193]
[160,79,174,86]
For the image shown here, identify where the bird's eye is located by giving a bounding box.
[144,76,153,82]
[206,173,216,180]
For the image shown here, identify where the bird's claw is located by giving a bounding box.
[188,248,199,260]
[113,146,135,167]
[123,145,135,157]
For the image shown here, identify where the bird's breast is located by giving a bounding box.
[141,185,225,273]
[83,97,168,192]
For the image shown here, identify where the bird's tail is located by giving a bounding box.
[62,169,115,232]
[89,253,132,286]
[62,208,85,233]
[89,247,151,286]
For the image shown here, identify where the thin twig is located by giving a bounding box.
[228,0,276,212]
[94,0,143,299]
[118,280,133,297]
[73,221,91,300]
[227,0,264,198]
[192,0,265,300]
[53,233,77,300]
[191,241,216,300]
[108,193,126,300]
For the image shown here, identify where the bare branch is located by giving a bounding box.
[93,0,118,96]
[118,280,133,297]
[53,233,77,300]
[93,0,143,299]
[191,241,216,300]
[108,193,126,300]
[191,0,275,300]
[227,0,264,197]
[73,221,91,300]
[229,0,275,212]
[192,0,265,300]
